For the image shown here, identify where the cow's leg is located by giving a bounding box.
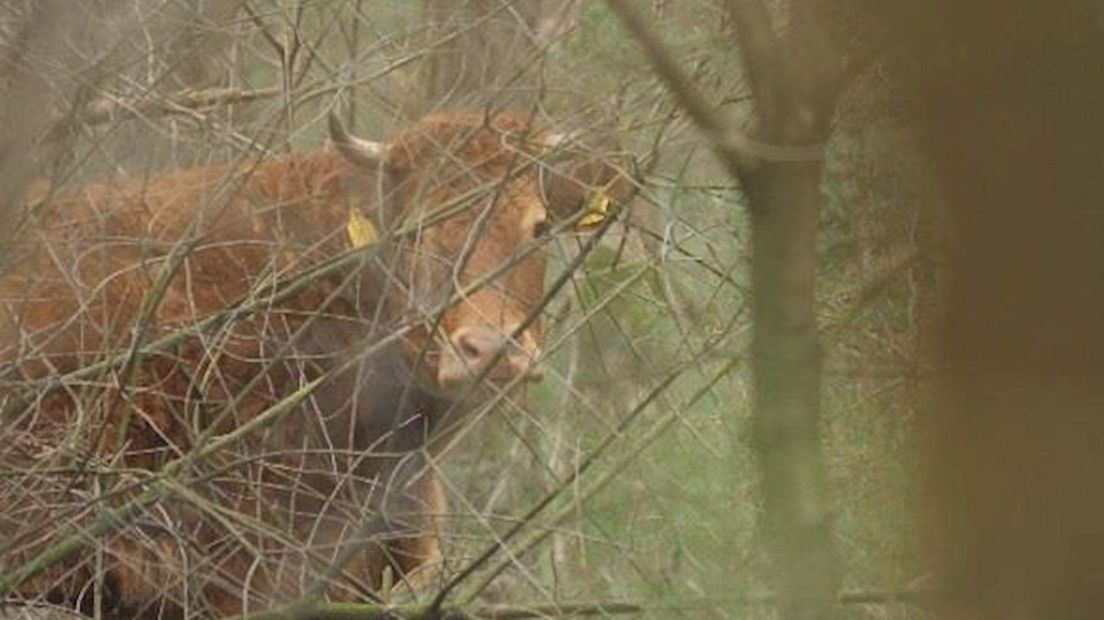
[367,465,446,600]
[42,515,269,619]
[337,458,446,600]
[106,532,260,618]
[9,535,193,618]
[391,471,446,588]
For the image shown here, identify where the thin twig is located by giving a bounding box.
[603,0,824,164]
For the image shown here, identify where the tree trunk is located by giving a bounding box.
[415,0,549,116]
[743,160,838,620]
[603,1,845,616]
[727,2,844,618]
[166,0,248,90]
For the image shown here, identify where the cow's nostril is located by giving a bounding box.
[457,334,483,361]
[442,326,540,386]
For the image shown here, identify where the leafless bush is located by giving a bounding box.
[0,2,930,619]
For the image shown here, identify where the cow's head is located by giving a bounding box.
[329,112,635,392]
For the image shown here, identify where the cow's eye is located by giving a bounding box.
[532,219,550,239]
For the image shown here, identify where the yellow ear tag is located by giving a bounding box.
[346,208,378,249]
[576,190,612,230]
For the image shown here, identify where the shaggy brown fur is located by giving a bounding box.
[0,112,634,617]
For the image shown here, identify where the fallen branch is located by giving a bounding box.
[236,586,948,620]
[244,600,643,620]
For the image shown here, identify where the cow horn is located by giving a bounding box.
[328,111,388,168]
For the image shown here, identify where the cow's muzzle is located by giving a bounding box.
[437,325,543,390]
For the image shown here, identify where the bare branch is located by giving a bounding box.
[603,0,823,172]
[78,86,282,127]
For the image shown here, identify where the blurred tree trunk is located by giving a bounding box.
[167,0,247,90]
[414,0,553,115]
[885,2,1104,618]
[605,1,845,616]
[726,2,844,618]
[0,0,82,253]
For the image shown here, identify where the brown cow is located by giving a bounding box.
[0,111,633,617]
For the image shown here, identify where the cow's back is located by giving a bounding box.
[1,150,355,362]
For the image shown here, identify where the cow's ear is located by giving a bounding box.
[539,158,637,230]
